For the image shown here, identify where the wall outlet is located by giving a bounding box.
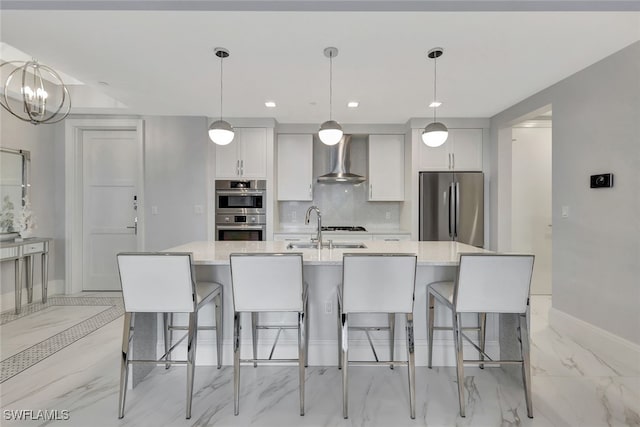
[291,211,297,221]
[385,211,391,220]
[151,206,158,215]
[561,206,569,218]
[194,205,204,214]
[324,301,332,314]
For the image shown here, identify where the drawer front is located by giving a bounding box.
[23,242,45,255]
[0,247,19,260]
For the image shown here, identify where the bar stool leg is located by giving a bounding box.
[215,292,223,369]
[389,313,395,370]
[341,313,349,419]
[298,311,306,416]
[519,313,534,418]
[406,313,416,419]
[337,294,342,370]
[118,312,133,418]
[304,298,309,368]
[233,312,241,416]
[479,312,487,369]
[163,313,172,369]
[427,292,435,369]
[251,312,258,368]
[453,312,466,417]
[185,312,198,419]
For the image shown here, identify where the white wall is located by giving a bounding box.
[511,126,552,295]
[143,116,209,251]
[0,108,65,296]
[490,41,640,344]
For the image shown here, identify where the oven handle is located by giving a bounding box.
[216,225,265,230]
[215,190,265,196]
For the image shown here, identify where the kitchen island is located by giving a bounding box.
[131,240,494,382]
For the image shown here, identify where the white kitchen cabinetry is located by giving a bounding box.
[215,128,267,178]
[418,128,483,171]
[273,233,313,242]
[324,233,373,242]
[372,233,411,241]
[368,134,404,201]
[277,134,313,201]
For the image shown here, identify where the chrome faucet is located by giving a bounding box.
[305,205,322,249]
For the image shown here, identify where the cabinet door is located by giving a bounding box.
[237,128,267,178]
[215,139,240,178]
[368,134,404,201]
[277,134,313,201]
[417,128,450,170]
[451,128,482,171]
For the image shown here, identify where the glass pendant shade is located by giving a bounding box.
[208,119,235,145]
[421,121,449,147]
[318,120,343,145]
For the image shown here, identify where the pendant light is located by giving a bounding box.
[422,47,449,147]
[208,47,235,145]
[0,59,71,125]
[318,47,343,146]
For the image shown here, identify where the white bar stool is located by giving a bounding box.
[116,252,223,419]
[337,253,418,419]
[426,253,535,418]
[229,252,308,416]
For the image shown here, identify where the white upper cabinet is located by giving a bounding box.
[277,134,313,201]
[215,127,267,178]
[368,134,404,201]
[418,128,483,171]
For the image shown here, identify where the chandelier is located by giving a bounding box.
[0,59,71,125]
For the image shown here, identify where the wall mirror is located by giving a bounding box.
[0,148,30,240]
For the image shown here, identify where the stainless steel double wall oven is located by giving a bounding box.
[215,180,266,241]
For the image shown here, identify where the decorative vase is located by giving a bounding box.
[19,229,33,239]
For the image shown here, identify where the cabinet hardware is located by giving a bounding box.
[370,184,373,198]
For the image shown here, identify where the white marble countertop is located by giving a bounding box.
[165,240,488,266]
[274,227,411,235]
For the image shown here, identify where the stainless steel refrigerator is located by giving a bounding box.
[419,171,484,247]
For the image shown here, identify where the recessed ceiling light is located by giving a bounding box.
[429,101,442,108]
[265,101,276,108]
[347,101,359,108]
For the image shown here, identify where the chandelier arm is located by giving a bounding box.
[38,64,70,122]
[40,86,71,125]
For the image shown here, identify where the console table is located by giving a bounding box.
[0,237,52,314]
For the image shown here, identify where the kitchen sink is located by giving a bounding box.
[286,242,367,250]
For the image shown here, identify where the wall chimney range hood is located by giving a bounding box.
[317,135,366,183]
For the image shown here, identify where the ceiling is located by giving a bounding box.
[1,8,638,123]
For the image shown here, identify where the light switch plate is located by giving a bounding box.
[151,206,158,215]
[561,206,569,218]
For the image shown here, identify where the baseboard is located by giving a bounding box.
[157,338,500,368]
[549,307,640,371]
[0,279,65,312]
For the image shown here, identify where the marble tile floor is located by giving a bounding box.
[0,294,638,426]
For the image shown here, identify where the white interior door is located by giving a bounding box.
[511,126,552,295]
[82,130,139,291]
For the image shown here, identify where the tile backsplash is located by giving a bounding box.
[278,134,402,228]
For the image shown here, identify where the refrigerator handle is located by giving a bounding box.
[448,183,454,237]
[455,181,460,238]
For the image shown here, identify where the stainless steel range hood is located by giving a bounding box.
[317,135,366,183]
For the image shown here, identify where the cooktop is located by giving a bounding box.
[321,226,367,232]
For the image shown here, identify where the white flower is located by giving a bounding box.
[13,197,37,234]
